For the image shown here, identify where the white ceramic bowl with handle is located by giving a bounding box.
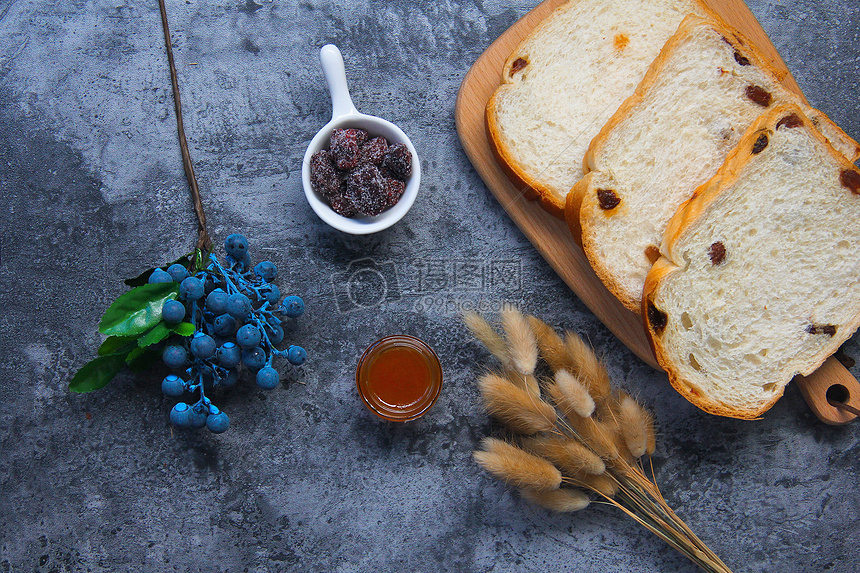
[302,44,421,234]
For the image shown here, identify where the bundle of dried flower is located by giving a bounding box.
[464,305,734,573]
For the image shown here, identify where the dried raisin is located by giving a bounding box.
[751,134,769,155]
[330,128,368,170]
[840,169,860,195]
[776,113,803,130]
[807,324,837,337]
[310,150,341,199]
[359,137,388,166]
[708,242,726,265]
[645,245,660,264]
[597,188,620,210]
[316,129,409,218]
[347,164,389,216]
[382,143,412,179]
[647,302,668,334]
[745,85,772,108]
[382,178,406,209]
[328,192,359,218]
[510,57,528,74]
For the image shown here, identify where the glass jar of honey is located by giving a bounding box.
[355,335,442,422]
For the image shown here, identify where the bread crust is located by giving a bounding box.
[643,104,860,419]
[568,175,652,315]
[576,14,738,315]
[577,12,860,316]
[577,178,644,313]
[584,14,859,171]
[485,93,566,218]
[487,0,722,221]
[484,0,580,220]
[565,174,588,246]
[641,258,782,419]
[809,111,860,163]
[660,106,854,254]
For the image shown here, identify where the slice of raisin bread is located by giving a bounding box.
[642,104,860,419]
[568,14,860,312]
[486,0,717,218]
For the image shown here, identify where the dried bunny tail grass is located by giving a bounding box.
[595,388,626,425]
[601,390,656,459]
[554,369,595,418]
[521,488,590,512]
[569,416,620,462]
[477,372,556,434]
[522,435,605,476]
[502,369,541,397]
[523,374,541,397]
[619,395,652,458]
[595,390,636,464]
[500,304,538,376]
[474,438,562,491]
[568,472,620,499]
[545,383,581,427]
[645,411,656,456]
[463,311,511,368]
[527,315,573,372]
[601,413,637,466]
[563,331,611,402]
[473,314,733,573]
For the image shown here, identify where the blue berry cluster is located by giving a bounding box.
[149,233,307,433]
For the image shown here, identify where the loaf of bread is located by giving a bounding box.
[568,14,860,313]
[486,0,717,218]
[642,104,860,419]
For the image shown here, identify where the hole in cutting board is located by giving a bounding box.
[826,383,850,404]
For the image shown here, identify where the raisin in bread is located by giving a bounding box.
[642,104,860,419]
[486,0,717,218]
[567,14,860,313]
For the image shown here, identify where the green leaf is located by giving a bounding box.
[97,335,138,356]
[127,346,160,372]
[169,322,196,337]
[124,253,193,287]
[126,345,148,363]
[136,320,194,349]
[137,322,171,348]
[69,354,127,393]
[98,282,179,337]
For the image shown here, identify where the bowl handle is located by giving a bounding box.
[320,44,358,120]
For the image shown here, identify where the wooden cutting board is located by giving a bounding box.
[454,0,860,424]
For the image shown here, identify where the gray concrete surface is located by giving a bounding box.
[1,0,858,571]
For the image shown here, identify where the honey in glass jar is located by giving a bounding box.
[355,335,442,422]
